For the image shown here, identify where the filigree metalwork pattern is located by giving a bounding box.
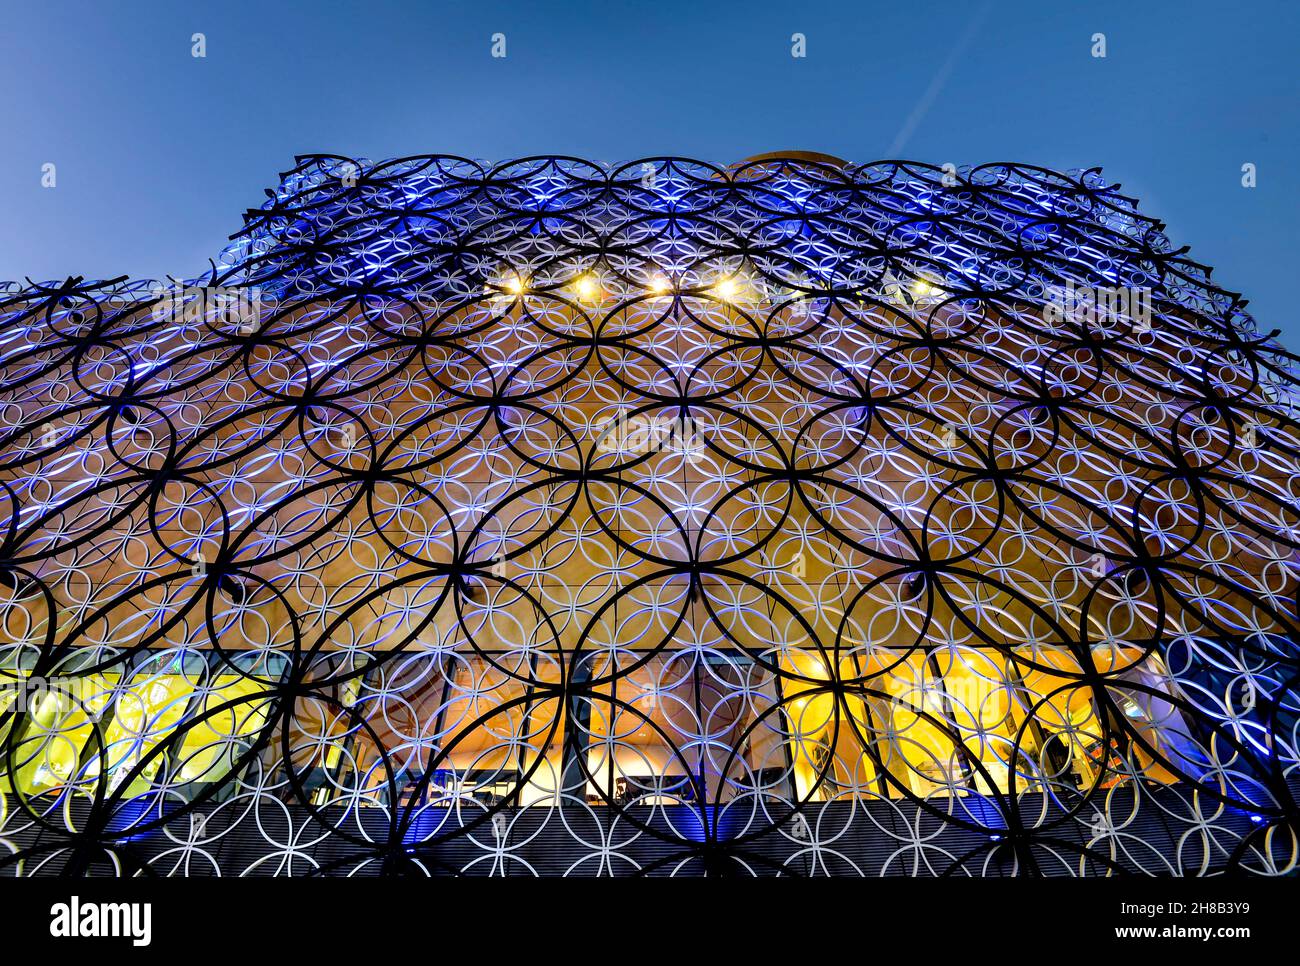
[0,155,1297,876]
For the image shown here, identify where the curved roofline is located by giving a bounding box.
[733,151,851,168]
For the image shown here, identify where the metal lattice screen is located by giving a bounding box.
[0,156,1297,876]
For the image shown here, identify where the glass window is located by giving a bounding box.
[1014,645,1107,790]
[779,649,881,802]
[931,646,1036,796]
[1100,647,1204,783]
[781,641,1200,802]
[579,650,784,807]
[170,652,286,793]
[1012,644,1194,789]
[870,651,971,798]
[84,653,199,797]
[7,668,120,798]
[258,652,367,807]
[3,649,287,804]
[306,651,568,809]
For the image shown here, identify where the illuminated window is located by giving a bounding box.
[294,652,567,809]
[779,650,883,803]
[1014,644,1199,789]
[781,642,1201,802]
[0,642,1202,815]
[578,651,785,807]
[870,651,972,798]
[1014,646,1109,791]
[169,652,286,798]
[0,657,26,751]
[1,650,286,804]
[83,652,199,798]
[258,652,367,807]
[3,654,120,800]
[930,646,1032,796]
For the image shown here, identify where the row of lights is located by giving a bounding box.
[495,272,941,304]
[496,272,730,302]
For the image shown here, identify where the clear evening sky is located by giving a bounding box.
[2,0,1295,339]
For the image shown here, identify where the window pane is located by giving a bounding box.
[10,672,119,797]
[173,674,277,786]
[87,671,195,796]
[584,651,784,807]
[781,650,879,802]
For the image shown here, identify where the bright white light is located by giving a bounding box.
[574,274,599,301]
[714,277,740,301]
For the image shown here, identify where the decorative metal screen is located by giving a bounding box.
[1,155,1297,876]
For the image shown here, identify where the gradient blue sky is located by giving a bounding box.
[4,0,1296,337]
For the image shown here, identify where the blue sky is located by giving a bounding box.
[3,0,1296,339]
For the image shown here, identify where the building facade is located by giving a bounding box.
[0,155,1297,876]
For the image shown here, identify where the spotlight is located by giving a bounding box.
[713,277,740,302]
[573,274,600,302]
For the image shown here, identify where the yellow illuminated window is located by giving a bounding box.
[173,675,275,785]
[931,647,1031,795]
[0,665,27,788]
[1014,646,1106,789]
[9,672,120,796]
[1014,645,1191,787]
[872,652,968,798]
[86,671,195,797]
[780,640,1201,804]
[779,650,879,802]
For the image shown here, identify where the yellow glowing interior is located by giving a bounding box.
[174,675,275,784]
[11,672,119,795]
[775,643,1183,801]
[86,672,195,796]
[0,641,1188,806]
[573,274,600,302]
